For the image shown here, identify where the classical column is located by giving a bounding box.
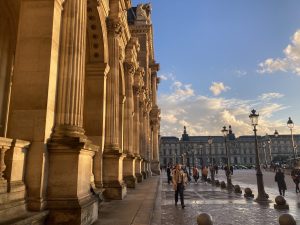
[133,83,143,182]
[7,0,64,211]
[47,0,98,224]
[123,62,137,188]
[150,118,161,175]
[145,108,152,177]
[150,63,161,175]
[84,63,110,189]
[102,17,126,200]
[140,100,147,179]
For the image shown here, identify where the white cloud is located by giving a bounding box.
[234,70,247,77]
[209,82,231,96]
[159,75,168,80]
[258,29,300,75]
[158,78,290,137]
[259,92,284,101]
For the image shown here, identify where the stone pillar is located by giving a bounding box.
[84,63,110,189]
[140,101,147,180]
[133,80,143,182]
[102,17,126,200]
[123,62,137,188]
[151,122,161,175]
[150,63,160,175]
[7,0,64,211]
[145,110,152,177]
[46,0,98,224]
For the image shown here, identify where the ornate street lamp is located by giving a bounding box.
[208,136,215,183]
[287,117,297,166]
[221,126,232,189]
[265,133,272,165]
[249,109,269,202]
[262,142,268,166]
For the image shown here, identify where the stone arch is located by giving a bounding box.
[0,0,19,136]
[86,0,108,64]
[84,0,110,188]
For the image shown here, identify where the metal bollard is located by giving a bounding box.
[278,213,296,225]
[274,196,289,210]
[244,187,254,198]
[197,213,213,225]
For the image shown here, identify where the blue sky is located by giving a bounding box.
[132,0,300,137]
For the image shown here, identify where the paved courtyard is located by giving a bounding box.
[161,170,300,225]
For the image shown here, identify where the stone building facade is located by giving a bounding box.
[0,1,160,224]
[160,127,300,168]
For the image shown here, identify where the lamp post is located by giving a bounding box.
[262,142,268,167]
[221,126,232,189]
[208,136,215,183]
[287,117,297,167]
[265,133,273,165]
[249,109,269,202]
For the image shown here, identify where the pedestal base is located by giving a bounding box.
[124,175,137,188]
[103,181,127,200]
[47,136,99,225]
[141,171,147,180]
[135,173,143,183]
[46,197,98,225]
[151,161,161,175]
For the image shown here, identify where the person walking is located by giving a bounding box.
[202,166,208,182]
[291,168,300,193]
[192,166,199,184]
[275,169,287,196]
[214,164,218,175]
[167,165,172,184]
[172,164,187,209]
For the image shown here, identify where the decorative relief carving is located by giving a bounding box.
[124,62,136,76]
[107,18,123,37]
[136,4,152,24]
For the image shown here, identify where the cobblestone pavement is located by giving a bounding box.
[161,170,300,225]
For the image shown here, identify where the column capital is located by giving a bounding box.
[107,17,124,38]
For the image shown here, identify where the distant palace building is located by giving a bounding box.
[159,126,300,168]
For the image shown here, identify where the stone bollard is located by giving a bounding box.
[274,196,289,210]
[234,185,242,194]
[278,214,296,225]
[220,181,226,189]
[215,180,220,186]
[197,213,213,225]
[244,187,254,198]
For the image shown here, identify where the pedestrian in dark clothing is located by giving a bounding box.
[167,166,172,184]
[275,169,287,196]
[291,168,300,193]
[230,165,233,175]
[214,165,218,174]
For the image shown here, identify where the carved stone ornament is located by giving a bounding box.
[124,62,136,76]
[136,4,151,23]
[107,18,123,37]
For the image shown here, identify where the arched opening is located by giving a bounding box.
[0,0,19,137]
[84,0,109,188]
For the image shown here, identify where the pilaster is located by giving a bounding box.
[46,0,98,224]
[102,16,126,199]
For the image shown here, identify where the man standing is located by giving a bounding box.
[275,169,287,196]
[167,165,172,184]
[172,164,187,209]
